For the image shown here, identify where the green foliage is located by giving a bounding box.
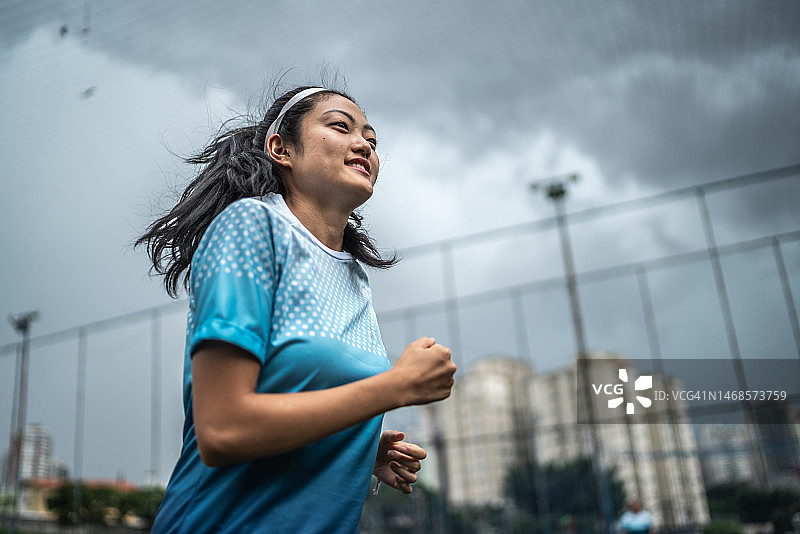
[703,518,744,534]
[705,482,747,518]
[361,482,443,534]
[361,457,626,534]
[361,482,536,534]
[45,482,164,529]
[118,486,165,527]
[706,482,800,532]
[0,492,13,515]
[449,503,563,534]
[450,503,504,534]
[502,456,626,531]
[46,483,79,525]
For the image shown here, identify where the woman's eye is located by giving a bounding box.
[333,122,348,131]
[367,138,378,147]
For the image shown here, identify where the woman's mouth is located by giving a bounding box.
[346,158,371,177]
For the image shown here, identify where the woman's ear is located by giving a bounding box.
[266,134,292,170]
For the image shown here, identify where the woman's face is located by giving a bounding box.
[284,94,380,211]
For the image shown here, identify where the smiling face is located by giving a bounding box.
[276,93,380,213]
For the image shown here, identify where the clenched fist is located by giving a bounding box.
[390,337,456,406]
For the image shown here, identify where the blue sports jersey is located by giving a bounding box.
[618,510,654,534]
[151,194,391,533]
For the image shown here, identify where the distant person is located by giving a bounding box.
[617,497,656,534]
[137,84,457,533]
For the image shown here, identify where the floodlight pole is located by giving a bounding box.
[532,176,614,533]
[6,310,39,534]
[542,178,588,360]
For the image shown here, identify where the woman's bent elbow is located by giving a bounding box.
[196,426,238,467]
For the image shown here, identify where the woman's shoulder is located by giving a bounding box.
[223,195,272,216]
[197,196,291,254]
[213,195,288,230]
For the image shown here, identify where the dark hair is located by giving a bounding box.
[136,85,397,298]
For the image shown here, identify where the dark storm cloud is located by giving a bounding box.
[0,0,61,51]
[3,1,798,264]
[5,1,798,187]
[176,2,794,247]
[3,0,798,241]
[356,2,800,194]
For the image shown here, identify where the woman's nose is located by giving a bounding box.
[352,136,371,157]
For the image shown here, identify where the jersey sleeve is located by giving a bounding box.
[187,199,278,365]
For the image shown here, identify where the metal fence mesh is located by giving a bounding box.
[2,165,799,532]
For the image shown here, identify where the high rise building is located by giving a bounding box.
[531,355,708,527]
[17,424,53,482]
[695,424,757,487]
[752,400,800,491]
[696,400,800,492]
[426,353,710,529]
[431,356,533,505]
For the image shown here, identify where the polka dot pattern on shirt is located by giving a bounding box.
[188,197,386,358]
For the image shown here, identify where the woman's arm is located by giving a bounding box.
[192,337,455,466]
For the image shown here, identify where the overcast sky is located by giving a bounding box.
[1,1,798,485]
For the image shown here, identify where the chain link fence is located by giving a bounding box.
[2,165,799,532]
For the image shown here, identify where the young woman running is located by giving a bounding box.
[138,86,457,533]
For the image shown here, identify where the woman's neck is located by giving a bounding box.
[283,194,349,252]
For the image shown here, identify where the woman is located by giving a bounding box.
[137,86,457,532]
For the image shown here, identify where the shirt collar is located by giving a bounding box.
[259,193,353,261]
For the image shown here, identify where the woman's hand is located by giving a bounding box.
[373,430,426,494]
[391,337,456,406]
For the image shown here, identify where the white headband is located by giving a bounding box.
[263,87,327,153]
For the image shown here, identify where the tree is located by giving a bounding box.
[706,482,800,532]
[703,518,744,534]
[361,482,442,534]
[503,456,627,530]
[46,482,164,529]
[118,486,165,529]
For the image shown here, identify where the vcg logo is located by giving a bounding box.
[591,369,653,414]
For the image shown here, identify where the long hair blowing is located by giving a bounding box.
[136,86,397,298]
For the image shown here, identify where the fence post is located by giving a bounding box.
[771,238,800,359]
[696,188,770,490]
[73,327,88,524]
